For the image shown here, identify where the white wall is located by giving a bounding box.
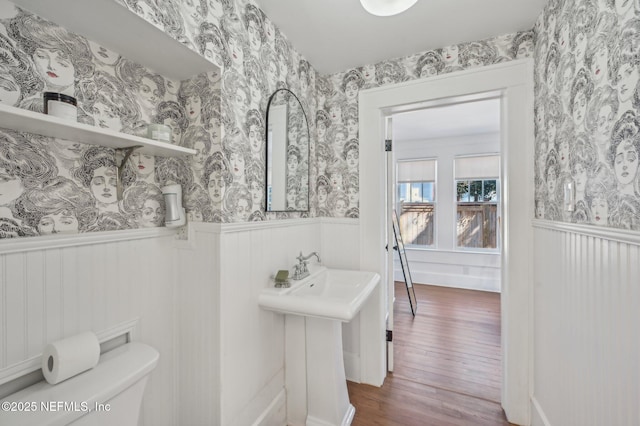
[0,219,368,426]
[177,219,360,426]
[175,226,221,425]
[0,229,179,426]
[175,220,318,426]
[319,219,362,383]
[218,220,318,426]
[394,133,501,292]
[395,248,500,292]
[532,221,639,426]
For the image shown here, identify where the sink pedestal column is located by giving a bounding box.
[305,317,355,426]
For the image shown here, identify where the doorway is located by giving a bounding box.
[357,60,534,425]
[389,97,503,292]
[386,95,503,371]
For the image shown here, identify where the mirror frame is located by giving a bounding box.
[264,88,311,212]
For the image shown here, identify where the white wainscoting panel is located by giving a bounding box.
[284,314,307,426]
[217,220,320,426]
[318,219,363,382]
[319,218,360,270]
[532,221,639,426]
[0,231,178,426]
[394,249,501,292]
[0,219,370,426]
[174,223,221,425]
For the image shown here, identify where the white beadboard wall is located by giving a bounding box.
[174,224,221,426]
[393,249,501,292]
[319,219,363,383]
[0,218,363,426]
[218,220,319,426]
[532,220,640,426]
[177,219,352,426]
[0,229,179,426]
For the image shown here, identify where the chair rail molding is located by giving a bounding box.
[0,228,177,255]
[187,217,358,235]
[533,219,640,246]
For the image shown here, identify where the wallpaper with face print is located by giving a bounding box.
[115,0,319,223]
[318,32,534,218]
[534,0,640,230]
[0,0,321,238]
[115,1,537,221]
[282,92,309,211]
[0,0,544,232]
[0,2,222,238]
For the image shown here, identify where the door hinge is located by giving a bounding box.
[386,330,393,342]
[385,139,392,152]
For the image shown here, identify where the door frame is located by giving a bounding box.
[357,59,534,425]
[385,116,395,373]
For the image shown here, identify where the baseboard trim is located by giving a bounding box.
[531,397,552,426]
[307,404,355,426]
[343,351,361,383]
[251,387,287,426]
[396,271,501,293]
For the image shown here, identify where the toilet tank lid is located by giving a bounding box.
[0,342,159,426]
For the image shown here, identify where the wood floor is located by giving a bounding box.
[347,282,514,426]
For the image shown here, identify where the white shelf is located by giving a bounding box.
[11,0,219,81]
[0,103,195,157]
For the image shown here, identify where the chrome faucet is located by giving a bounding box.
[292,251,321,280]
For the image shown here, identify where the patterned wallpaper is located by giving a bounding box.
[10,0,602,238]
[534,0,640,230]
[116,0,319,221]
[318,32,534,217]
[0,0,316,238]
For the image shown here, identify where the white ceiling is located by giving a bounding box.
[393,98,501,141]
[254,0,546,75]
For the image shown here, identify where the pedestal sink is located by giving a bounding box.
[259,265,380,426]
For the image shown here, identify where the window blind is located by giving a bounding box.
[454,155,500,179]
[397,159,436,182]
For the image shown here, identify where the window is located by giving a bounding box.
[398,182,435,203]
[397,159,436,247]
[456,179,497,202]
[454,155,500,250]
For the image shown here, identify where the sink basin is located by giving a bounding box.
[259,266,380,322]
[260,265,381,425]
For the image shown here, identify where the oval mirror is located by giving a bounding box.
[265,89,310,211]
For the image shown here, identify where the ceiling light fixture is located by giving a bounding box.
[360,0,418,16]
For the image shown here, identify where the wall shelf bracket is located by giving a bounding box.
[115,146,142,200]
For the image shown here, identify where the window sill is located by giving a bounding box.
[404,246,500,256]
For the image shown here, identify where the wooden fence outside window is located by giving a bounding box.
[399,202,498,249]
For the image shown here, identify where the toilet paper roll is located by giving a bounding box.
[41,331,100,385]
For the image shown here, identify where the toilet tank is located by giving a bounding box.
[0,342,159,426]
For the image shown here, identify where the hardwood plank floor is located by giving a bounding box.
[347,283,514,426]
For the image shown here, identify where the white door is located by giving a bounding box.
[385,116,395,373]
